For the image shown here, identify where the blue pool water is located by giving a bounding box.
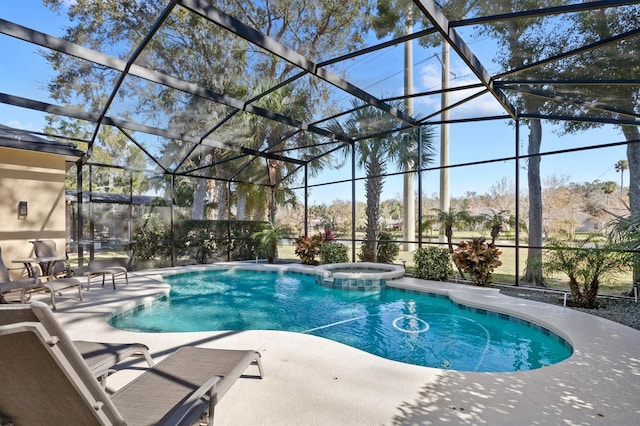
[110,269,573,372]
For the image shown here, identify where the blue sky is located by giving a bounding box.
[0,1,628,205]
[307,47,627,204]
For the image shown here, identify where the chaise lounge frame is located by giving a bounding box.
[0,301,263,425]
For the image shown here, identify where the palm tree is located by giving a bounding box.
[615,160,629,195]
[328,99,434,262]
[420,215,438,241]
[544,238,627,308]
[428,207,479,253]
[242,80,331,223]
[481,209,527,245]
[602,181,617,206]
[253,222,288,264]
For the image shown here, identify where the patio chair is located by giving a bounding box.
[0,246,37,303]
[0,301,264,425]
[0,303,154,385]
[30,239,127,293]
[30,239,75,279]
[78,265,129,291]
[20,276,83,310]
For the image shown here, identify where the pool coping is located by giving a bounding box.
[42,263,640,425]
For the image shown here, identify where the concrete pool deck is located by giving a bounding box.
[31,264,640,425]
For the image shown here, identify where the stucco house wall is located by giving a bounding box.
[0,146,68,278]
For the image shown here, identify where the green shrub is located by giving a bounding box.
[132,216,171,261]
[413,246,453,281]
[184,227,217,263]
[358,231,399,263]
[228,220,269,260]
[174,219,267,262]
[320,242,349,264]
[376,232,399,264]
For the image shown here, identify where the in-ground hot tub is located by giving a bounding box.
[315,262,405,290]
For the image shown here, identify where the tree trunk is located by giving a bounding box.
[268,239,277,264]
[584,278,599,309]
[522,116,545,286]
[216,182,229,221]
[191,150,213,220]
[445,227,454,253]
[267,159,279,224]
[267,159,279,260]
[446,226,465,278]
[363,161,382,262]
[237,186,247,220]
[568,276,581,303]
[490,225,500,245]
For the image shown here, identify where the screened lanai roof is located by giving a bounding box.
[1,0,639,188]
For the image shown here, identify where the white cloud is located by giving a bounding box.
[5,119,42,132]
[415,62,506,120]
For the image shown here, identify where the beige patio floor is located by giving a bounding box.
[38,264,640,425]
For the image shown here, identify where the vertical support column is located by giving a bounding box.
[417,129,423,248]
[514,119,521,286]
[403,22,415,252]
[170,174,176,267]
[88,165,95,265]
[76,161,84,267]
[304,164,309,237]
[129,172,135,268]
[227,181,232,262]
[351,142,356,262]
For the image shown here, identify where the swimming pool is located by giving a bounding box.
[110,268,573,372]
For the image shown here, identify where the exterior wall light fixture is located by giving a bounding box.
[18,201,28,219]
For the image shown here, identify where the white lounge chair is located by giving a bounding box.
[2,245,82,309]
[0,301,264,425]
[0,303,154,385]
[30,239,76,279]
[0,246,37,303]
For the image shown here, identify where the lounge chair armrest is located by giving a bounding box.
[157,375,221,426]
[5,265,39,280]
[7,265,28,273]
